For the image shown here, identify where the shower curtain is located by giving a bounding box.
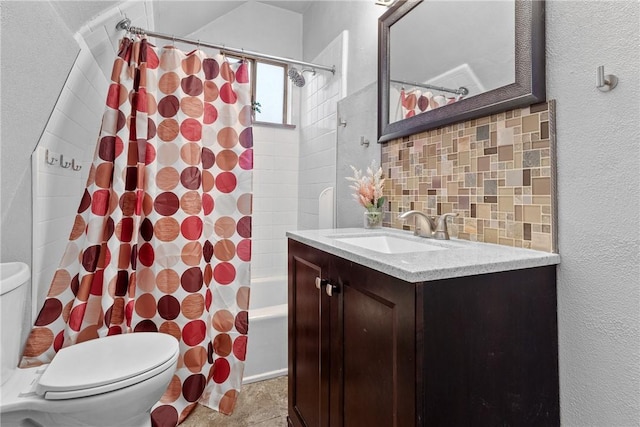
[20,37,253,426]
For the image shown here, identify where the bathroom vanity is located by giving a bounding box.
[287,228,560,427]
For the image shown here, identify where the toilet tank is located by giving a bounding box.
[1,262,30,385]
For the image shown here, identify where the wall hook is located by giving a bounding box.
[338,118,347,127]
[596,65,618,92]
[360,136,370,148]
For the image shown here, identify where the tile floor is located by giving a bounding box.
[181,376,288,427]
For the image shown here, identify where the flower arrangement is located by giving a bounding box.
[346,160,385,212]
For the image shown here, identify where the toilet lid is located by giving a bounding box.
[36,332,179,400]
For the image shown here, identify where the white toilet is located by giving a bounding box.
[0,262,180,427]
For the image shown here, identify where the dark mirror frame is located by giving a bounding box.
[378,0,546,143]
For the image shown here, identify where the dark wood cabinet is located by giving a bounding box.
[288,239,559,427]
[288,240,330,427]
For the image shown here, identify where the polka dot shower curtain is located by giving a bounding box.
[398,88,462,119]
[20,37,253,426]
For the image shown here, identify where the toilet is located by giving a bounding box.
[0,262,180,427]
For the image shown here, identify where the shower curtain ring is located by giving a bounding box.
[197,39,201,49]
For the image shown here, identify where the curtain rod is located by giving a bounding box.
[390,79,469,96]
[116,18,335,74]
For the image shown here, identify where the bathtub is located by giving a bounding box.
[243,275,288,384]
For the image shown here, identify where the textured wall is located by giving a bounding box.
[0,0,81,357]
[547,1,640,424]
[0,2,79,264]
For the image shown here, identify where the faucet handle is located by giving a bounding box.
[433,213,459,240]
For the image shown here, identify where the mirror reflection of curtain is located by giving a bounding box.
[20,38,254,426]
[397,87,462,120]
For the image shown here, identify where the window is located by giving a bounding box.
[229,56,290,127]
[253,61,288,125]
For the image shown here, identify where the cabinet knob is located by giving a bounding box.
[315,277,327,290]
[326,282,340,297]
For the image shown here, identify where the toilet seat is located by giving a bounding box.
[36,333,179,400]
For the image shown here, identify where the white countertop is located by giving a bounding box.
[287,227,560,283]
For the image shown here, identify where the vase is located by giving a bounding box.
[363,208,383,229]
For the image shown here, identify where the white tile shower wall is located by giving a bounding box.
[31,47,108,322]
[31,1,154,321]
[251,126,300,278]
[298,31,347,229]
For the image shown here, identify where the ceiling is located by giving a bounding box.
[52,1,312,35]
[154,1,311,38]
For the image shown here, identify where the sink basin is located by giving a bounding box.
[334,234,447,254]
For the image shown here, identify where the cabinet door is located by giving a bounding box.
[330,257,416,427]
[419,267,559,426]
[288,240,331,427]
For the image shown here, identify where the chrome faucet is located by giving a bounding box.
[398,210,459,240]
[398,210,436,238]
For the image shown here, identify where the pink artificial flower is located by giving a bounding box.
[346,160,385,210]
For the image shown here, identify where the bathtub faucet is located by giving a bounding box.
[398,210,459,240]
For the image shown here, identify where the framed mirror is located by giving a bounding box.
[378,0,545,143]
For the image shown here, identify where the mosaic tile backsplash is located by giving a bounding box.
[382,101,557,253]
